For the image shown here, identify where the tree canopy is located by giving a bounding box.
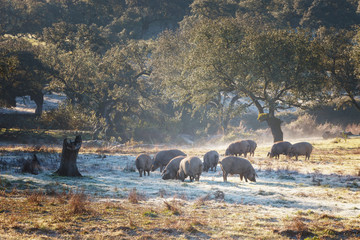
[152,17,326,141]
[1,0,360,142]
[0,37,52,115]
[317,27,360,111]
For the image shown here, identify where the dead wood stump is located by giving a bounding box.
[22,154,41,175]
[55,135,82,177]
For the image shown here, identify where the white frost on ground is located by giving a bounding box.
[1,151,359,218]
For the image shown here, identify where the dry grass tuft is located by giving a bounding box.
[128,188,145,204]
[158,188,166,198]
[194,194,210,206]
[345,123,360,135]
[128,214,136,228]
[183,220,205,233]
[54,190,69,204]
[128,188,139,204]
[10,187,18,196]
[278,211,360,239]
[26,190,45,206]
[184,222,199,233]
[278,216,314,239]
[67,191,92,214]
[319,213,338,220]
[104,201,123,210]
[164,200,181,216]
[290,217,309,232]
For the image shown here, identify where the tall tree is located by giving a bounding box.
[41,38,158,141]
[152,17,324,142]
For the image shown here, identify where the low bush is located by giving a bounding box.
[67,191,91,214]
[282,113,342,138]
[40,103,104,132]
[345,123,360,135]
[163,200,181,215]
[128,188,146,203]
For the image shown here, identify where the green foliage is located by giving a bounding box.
[0,37,51,110]
[152,16,325,141]
[40,37,176,141]
[40,103,104,132]
[1,0,191,42]
[190,0,238,19]
[0,51,19,107]
[1,0,360,143]
[316,27,360,111]
[221,130,244,143]
[143,210,158,218]
[42,22,108,53]
[299,0,359,29]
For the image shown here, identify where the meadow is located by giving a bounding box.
[0,136,359,239]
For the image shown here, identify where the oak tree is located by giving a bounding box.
[152,17,324,142]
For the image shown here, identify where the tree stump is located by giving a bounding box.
[55,135,82,177]
[22,154,41,175]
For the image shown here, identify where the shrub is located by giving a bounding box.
[40,103,105,132]
[345,123,360,135]
[222,121,255,143]
[282,113,342,138]
[128,188,145,203]
[128,188,139,204]
[194,194,210,206]
[68,192,91,214]
[143,210,158,218]
[163,200,181,215]
[26,191,45,206]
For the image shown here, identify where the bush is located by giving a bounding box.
[67,191,93,215]
[40,103,105,132]
[128,188,145,203]
[282,113,342,138]
[221,121,256,142]
[345,123,360,135]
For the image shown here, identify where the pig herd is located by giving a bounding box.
[135,140,313,183]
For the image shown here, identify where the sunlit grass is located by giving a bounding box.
[254,137,360,176]
[0,128,92,140]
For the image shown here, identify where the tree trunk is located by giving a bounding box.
[31,92,44,116]
[266,117,283,142]
[55,135,82,177]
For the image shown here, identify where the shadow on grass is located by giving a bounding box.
[276,228,360,240]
